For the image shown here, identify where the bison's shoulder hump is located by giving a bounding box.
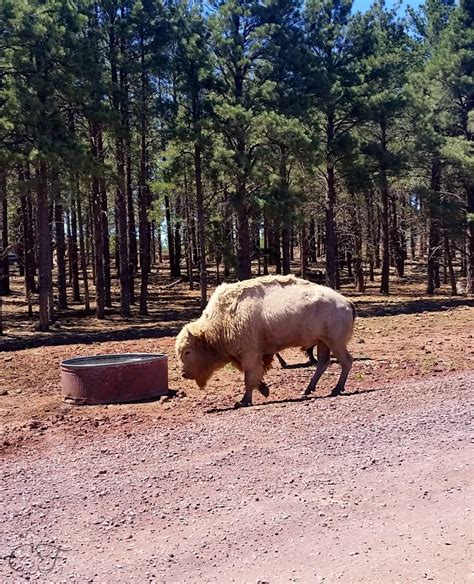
[205,275,313,314]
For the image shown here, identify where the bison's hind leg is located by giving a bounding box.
[275,353,288,368]
[304,341,331,396]
[305,346,317,366]
[328,344,353,396]
[259,381,270,398]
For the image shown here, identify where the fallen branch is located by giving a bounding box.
[159,278,183,290]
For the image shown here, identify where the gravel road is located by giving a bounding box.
[1,371,472,583]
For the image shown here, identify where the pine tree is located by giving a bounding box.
[356,1,412,293]
[304,0,361,289]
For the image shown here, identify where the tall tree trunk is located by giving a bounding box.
[98,131,111,308]
[301,222,308,280]
[184,173,193,291]
[157,223,163,264]
[235,194,251,280]
[427,158,442,294]
[325,164,339,289]
[100,193,111,307]
[0,168,10,296]
[115,152,130,315]
[308,218,316,263]
[263,213,269,275]
[325,112,340,289]
[466,182,474,295]
[138,148,150,314]
[379,119,390,294]
[269,220,282,274]
[444,234,457,295]
[19,168,35,314]
[48,202,55,323]
[138,33,150,315]
[69,193,81,302]
[380,175,390,294]
[390,191,404,277]
[36,161,53,330]
[110,10,130,316]
[54,203,67,309]
[165,195,176,276]
[174,200,182,278]
[351,193,365,292]
[91,179,105,318]
[280,147,291,275]
[194,141,207,308]
[90,122,105,319]
[222,186,232,278]
[66,210,72,283]
[52,171,67,309]
[346,250,353,278]
[125,97,136,305]
[75,184,91,312]
[151,220,156,265]
[85,194,93,277]
[282,225,291,275]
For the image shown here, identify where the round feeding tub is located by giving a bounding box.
[60,353,168,405]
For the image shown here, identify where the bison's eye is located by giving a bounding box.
[183,349,191,357]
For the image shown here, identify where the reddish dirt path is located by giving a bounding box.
[1,304,473,451]
[1,372,472,583]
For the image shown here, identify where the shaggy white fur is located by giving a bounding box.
[175,275,355,406]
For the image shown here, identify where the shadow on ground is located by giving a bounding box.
[205,386,383,414]
[1,295,471,353]
[355,297,472,318]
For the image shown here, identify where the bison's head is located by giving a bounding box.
[175,324,222,389]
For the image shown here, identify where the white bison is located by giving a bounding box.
[175,275,356,407]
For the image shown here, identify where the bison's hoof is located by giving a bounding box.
[234,400,251,409]
[259,383,270,398]
[330,388,342,397]
[303,388,313,397]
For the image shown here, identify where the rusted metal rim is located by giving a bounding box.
[61,353,166,368]
[60,352,169,405]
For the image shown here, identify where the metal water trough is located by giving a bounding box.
[60,353,168,405]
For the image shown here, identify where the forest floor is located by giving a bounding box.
[0,264,473,581]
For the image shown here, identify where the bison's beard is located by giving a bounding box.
[193,352,228,389]
[194,362,219,389]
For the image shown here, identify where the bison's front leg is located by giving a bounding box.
[234,357,265,408]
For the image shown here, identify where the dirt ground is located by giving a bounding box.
[0,372,472,582]
[0,267,473,581]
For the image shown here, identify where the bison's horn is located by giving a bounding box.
[187,323,203,341]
